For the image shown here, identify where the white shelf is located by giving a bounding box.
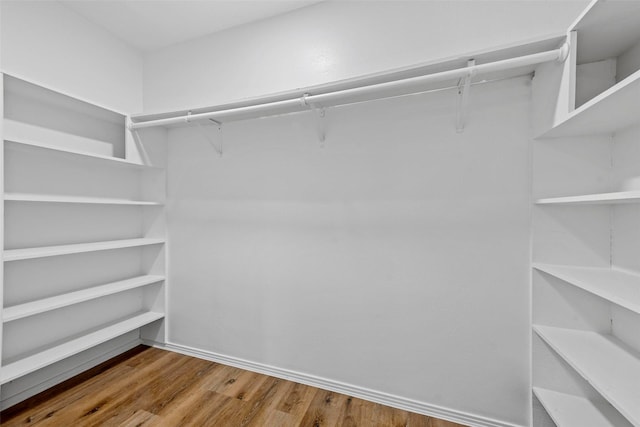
[534,325,640,426]
[2,275,165,323]
[4,238,165,262]
[535,190,640,205]
[4,193,162,206]
[4,138,160,170]
[534,264,640,314]
[571,0,640,64]
[539,69,640,139]
[0,311,164,384]
[533,387,632,427]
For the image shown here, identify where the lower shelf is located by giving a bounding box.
[4,192,162,206]
[534,387,631,427]
[0,311,164,384]
[534,325,640,426]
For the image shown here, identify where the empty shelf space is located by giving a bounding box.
[3,139,160,170]
[572,0,640,64]
[3,275,165,322]
[4,238,165,262]
[539,69,640,138]
[535,190,640,205]
[534,387,631,427]
[0,311,164,384]
[534,325,640,425]
[4,193,162,206]
[533,263,640,314]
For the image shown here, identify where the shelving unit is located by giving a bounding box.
[0,74,167,410]
[532,1,640,426]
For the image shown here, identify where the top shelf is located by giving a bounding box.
[571,0,640,64]
[4,138,160,170]
[538,68,640,139]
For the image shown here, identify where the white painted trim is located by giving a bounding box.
[144,340,525,427]
[0,72,5,404]
[0,338,141,410]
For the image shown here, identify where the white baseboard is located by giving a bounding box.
[144,340,524,427]
[1,338,141,410]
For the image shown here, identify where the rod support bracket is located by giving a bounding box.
[127,116,140,140]
[557,42,570,62]
[301,93,326,144]
[300,93,310,107]
[456,59,475,133]
[196,119,224,157]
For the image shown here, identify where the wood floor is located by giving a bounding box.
[1,346,467,427]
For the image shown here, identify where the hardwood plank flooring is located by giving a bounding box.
[1,346,468,426]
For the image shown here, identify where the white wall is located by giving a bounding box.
[1,0,143,114]
[143,0,588,113]
[166,77,532,426]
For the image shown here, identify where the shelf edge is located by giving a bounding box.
[3,275,165,323]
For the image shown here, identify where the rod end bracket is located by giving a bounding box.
[557,42,570,62]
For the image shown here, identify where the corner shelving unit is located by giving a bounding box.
[0,74,167,409]
[532,1,640,426]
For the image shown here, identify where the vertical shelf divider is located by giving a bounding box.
[0,72,6,395]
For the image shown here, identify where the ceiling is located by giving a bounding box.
[60,0,324,53]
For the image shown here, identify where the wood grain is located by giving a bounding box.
[0,346,468,426]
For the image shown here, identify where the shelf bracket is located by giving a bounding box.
[301,93,326,145]
[455,59,475,133]
[193,112,224,157]
[557,41,570,62]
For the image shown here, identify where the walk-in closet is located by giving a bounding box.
[1,1,639,426]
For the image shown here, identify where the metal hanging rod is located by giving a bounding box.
[129,42,569,130]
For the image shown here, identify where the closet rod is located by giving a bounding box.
[130,42,569,130]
